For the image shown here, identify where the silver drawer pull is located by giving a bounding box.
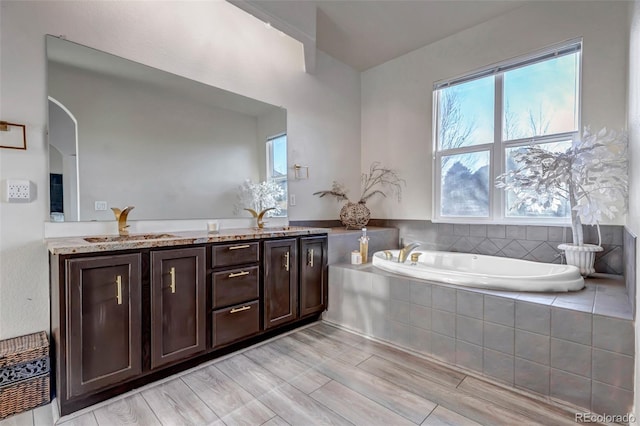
[230,305,251,314]
[229,244,251,250]
[308,249,314,267]
[228,271,250,278]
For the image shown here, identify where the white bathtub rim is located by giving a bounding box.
[372,250,585,292]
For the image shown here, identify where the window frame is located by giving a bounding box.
[432,39,582,225]
[266,132,287,218]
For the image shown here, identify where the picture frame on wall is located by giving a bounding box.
[0,121,27,150]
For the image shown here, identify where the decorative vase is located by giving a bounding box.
[557,243,603,277]
[339,201,370,229]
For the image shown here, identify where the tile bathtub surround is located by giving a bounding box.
[325,264,635,416]
[325,226,399,265]
[623,227,636,314]
[368,219,625,275]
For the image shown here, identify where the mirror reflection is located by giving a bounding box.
[46,36,287,222]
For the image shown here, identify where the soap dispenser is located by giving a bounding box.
[359,228,370,263]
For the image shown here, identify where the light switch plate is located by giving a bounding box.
[5,179,35,203]
[95,201,108,211]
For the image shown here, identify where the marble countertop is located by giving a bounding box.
[47,226,329,255]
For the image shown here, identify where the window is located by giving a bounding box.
[433,40,581,223]
[267,133,287,217]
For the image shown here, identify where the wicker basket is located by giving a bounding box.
[0,331,50,419]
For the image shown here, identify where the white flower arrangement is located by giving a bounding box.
[496,126,628,246]
[234,179,284,217]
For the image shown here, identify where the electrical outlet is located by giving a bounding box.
[5,179,34,203]
[95,201,108,211]
[290,194,296,206]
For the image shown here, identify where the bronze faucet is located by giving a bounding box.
[244,207,276,229]
[111,206,135,236]
[398,242,421,263]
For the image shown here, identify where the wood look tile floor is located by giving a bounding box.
[2,322,593,426]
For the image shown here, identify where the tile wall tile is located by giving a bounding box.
[526,226,549,241]
[550,339,591,378]
[506,226,527,240]
[483,348,514,385]
[469,225,487,237]
[388,299,410,324]
[487,225,506,239]
[515,302,550,335]
[456,316,483,346]
[550,369,592,409]
[591,381,633,416]
[591,349,633,391]
[431,332,456,363]
[515,358,550,396]
[551,308,592,345]
[484,296,514,326]
[548,227,566,242]
[483,323,514,355]
[407,326,431,354]
[456,290,483,319]
[432,286,456,312]
[453,224,470,236]
[455,340,483,372]
[410,281,432,307]
[515,330,550,365]
[432,310,456,337]
[592,316,634,356]
[409,304,431,330]
[388,320,412,349]
[389,277,411,302]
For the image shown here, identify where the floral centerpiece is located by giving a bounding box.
[314,162,405,229]
[495,126,628,275]
[234,179,285,228]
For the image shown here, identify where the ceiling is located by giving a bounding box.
[315,1,528,71]
[232,0,529,71]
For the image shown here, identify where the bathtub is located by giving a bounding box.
[372,250,584,292]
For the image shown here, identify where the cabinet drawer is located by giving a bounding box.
[212,242,259,268]
[212,266,259,309]
[212,300,260,347]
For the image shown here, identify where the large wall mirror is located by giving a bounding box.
[46,36,287,222]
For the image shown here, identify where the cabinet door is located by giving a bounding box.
[150,247,206,369]
[67,254,142,398]
[299,236,328,317]
[263,238,298,329]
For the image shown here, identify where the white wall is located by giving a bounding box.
[362,1,629,220]
[628,0,640,418]
[0,0,360,339]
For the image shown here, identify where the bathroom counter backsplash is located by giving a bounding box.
[46,226,329,255]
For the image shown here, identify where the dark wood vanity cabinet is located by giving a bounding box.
[65,254,142,399]
[150,247,206,369]
[51,233,327,416]
[299,236,328,317]
[211,242,261,348]
[263,238,298,329]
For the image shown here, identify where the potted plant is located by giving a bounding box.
[234,179,285,228]
[314,162,405,229]
[496,127,628,276]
